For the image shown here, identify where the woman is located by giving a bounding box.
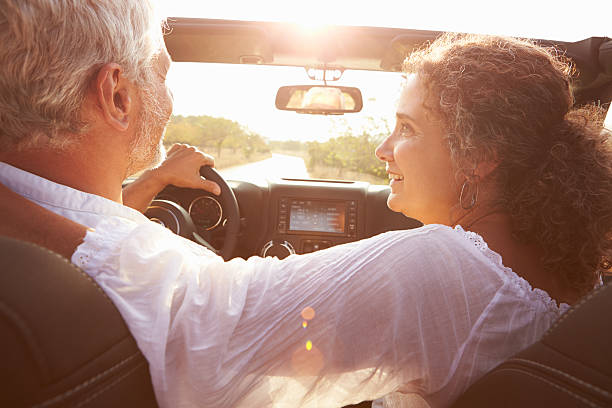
[373,33,612,407]
[1,34,611,408]
[378,33,611,304]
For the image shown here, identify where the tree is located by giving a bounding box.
[305,116,389,181]
[164,115,254,158]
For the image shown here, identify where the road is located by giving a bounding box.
[219,153,309,183]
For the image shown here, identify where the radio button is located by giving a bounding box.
[302,240,332,253]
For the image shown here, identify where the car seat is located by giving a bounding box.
[452,281,612,407]
[0,236,158,407]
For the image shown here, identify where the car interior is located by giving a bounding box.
[1,17,611,408]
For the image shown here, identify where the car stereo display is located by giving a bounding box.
[288,200,346,234]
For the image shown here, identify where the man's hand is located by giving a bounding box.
[152,144,221,195]
[122,144,221,213]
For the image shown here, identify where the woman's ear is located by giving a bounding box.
[475,159,499,180]
[95,63,132,131]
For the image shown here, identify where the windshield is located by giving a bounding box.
[165,63,403,184]
[159,1,611,185]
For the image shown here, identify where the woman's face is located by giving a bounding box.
[375,76,459,225]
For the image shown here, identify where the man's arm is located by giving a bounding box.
[72,219,489,408]
[122,144,220,212]
[0,179,498,407]
[0,182,88,259]
[0,143,219,257]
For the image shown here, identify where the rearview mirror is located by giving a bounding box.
[275,85,363,115]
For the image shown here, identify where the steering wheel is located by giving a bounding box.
[144,166,240,260]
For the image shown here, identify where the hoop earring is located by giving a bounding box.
[459,175,479,210]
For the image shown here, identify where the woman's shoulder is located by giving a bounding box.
[366,223,482,254]
[362,224,515,293]
[394,224,571,313]
[349,224,496,281]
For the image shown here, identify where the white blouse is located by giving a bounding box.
[72,217,570,408]
[0,162,570,407]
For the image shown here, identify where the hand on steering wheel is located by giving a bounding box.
[156,144,221,195]
[145,166,240,261]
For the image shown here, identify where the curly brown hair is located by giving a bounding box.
[405,33,612,295]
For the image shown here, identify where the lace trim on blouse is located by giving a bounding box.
[454,225,571,314]
[73,217,138,276]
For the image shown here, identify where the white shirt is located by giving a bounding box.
[0,162,570,408]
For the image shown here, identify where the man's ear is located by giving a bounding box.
[95,63,132,131]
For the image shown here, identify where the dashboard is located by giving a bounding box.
[156,178,422,259]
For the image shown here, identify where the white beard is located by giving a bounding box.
[126,83,170,177]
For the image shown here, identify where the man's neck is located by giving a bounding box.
[1,146,125,203]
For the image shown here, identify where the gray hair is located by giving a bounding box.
[0,0,165,151]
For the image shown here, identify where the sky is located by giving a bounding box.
[159,0,612,142]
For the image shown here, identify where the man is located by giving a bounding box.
[0,2,432,406]
[0,0,219,213]
[0,2,566,407]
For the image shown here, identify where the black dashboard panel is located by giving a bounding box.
[265,178,368,256]
[157,178,422,259]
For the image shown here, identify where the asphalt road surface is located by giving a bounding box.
[219,153,309,183]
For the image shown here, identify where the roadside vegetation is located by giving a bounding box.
[165,115,388,184]
[269,118,389,184]
[164,115,271,169]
